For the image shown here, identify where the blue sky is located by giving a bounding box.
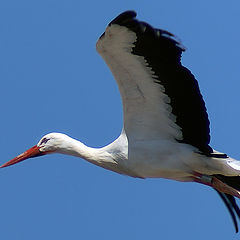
[0,1,240,239]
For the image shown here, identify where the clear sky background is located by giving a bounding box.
[0,1,240,239]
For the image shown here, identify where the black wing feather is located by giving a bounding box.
[109,11,213,155]
[216,191,239,232]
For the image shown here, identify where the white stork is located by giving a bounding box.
[2,11,240,232]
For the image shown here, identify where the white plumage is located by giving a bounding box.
[2,11,240,232]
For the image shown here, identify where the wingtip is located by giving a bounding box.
[216,191,240,233]
[108,10,137,26]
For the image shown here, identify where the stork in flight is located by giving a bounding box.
[2,11,240,232]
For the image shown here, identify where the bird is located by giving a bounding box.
[2,10,240,232]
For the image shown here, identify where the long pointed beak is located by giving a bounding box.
[1,145,45,168]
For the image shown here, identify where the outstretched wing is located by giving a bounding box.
[96,11,212,155]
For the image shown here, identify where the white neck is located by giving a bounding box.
[42,132,133,176]
[57,138,110,162]
[53,133,127,174]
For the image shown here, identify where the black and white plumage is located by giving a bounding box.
[2,11,240,232]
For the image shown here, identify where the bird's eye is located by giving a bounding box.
[39,138,50,145]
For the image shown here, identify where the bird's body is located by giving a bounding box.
[2,11,240,232]
[36,131,240,181]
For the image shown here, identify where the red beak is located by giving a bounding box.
[1,145,45,168]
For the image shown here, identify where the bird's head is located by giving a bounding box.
[1,133,70,168]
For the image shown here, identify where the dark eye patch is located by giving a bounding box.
[40,138,50,145]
